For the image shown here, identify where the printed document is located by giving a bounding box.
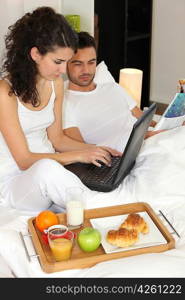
[154,93,185,130]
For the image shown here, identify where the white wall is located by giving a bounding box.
[23,0,62,13]
[62,0,94,36]
[0,0,94,66]
[23,0,94,35]
[0,0,24,63]
[150,0,185,104]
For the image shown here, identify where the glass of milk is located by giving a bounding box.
[66,187,85,229]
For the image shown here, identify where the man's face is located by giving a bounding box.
[67,47,97,88]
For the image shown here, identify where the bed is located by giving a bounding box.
[1,61,185,278]
[1,125,185,278]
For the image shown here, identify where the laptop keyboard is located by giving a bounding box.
[85,156,121,184]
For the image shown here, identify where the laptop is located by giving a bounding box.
[65,103,157,192]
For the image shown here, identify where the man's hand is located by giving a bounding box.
[144,129,165,139]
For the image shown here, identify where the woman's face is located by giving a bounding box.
[31,46,74,80]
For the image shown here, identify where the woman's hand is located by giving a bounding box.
[98,146,122,157]
[85,145,122,167]
[76,146,122,167]
[59,146,122,167]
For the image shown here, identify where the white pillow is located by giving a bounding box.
[63,61,115,90]
[94,61,115,84]
[94,61,115,83]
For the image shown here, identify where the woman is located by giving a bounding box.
[0,7,120,212]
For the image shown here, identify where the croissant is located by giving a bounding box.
[120,213,149,234]
[106,228,139,248]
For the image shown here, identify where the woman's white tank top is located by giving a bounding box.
[0,80,56,187]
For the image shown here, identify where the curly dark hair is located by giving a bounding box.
[1,6,78,106]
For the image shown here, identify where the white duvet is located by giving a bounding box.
[0,126,185,278]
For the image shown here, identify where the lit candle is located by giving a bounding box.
[119,68,143,108]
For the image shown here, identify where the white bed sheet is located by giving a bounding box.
[0,126,185,278]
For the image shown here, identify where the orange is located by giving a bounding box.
[35,210,59,233]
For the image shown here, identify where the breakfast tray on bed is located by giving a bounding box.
[28,202,175,273]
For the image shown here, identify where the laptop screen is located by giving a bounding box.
[113,103,156,185]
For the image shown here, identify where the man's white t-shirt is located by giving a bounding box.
[63,82,137,151]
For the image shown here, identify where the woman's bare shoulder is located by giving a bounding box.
[0,78,10,91]
[0,78,17,105]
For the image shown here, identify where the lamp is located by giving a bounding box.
[119,68,143,108]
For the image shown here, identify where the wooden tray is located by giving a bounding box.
[28,202,175,273]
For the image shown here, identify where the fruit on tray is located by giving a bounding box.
[35,210,59,233]
[77,227,101,252]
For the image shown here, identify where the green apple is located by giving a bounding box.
[77,227,101,252]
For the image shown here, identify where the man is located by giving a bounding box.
[63,32,158,151]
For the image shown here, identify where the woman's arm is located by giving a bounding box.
[63,127,84,142]
[47,78,87,151]
[0,80,69,169]
[0,80,120,170]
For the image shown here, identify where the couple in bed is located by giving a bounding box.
[0,7,166,213]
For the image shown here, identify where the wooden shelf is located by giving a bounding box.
[95,0,153,109]
[127,33,150,42]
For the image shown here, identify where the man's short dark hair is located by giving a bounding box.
[77,31,96,50]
